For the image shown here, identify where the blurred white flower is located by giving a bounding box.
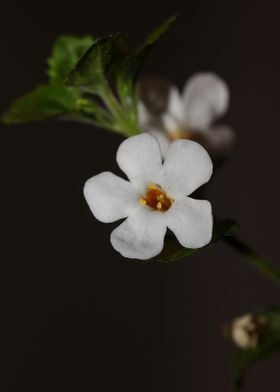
[84,133,213,260]
[231,313,267,350]
[138,73,234,159]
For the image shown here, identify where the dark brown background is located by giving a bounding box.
[3,1,280,391]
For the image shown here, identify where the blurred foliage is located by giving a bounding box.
[2,16,177,135]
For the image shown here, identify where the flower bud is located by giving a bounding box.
[231,313,267,350]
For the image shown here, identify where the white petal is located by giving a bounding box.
[201,125,235,158]
[84,172,138,223]
[166,87,185,124]
[182,73,229,129]
[137,77,173,115]
[157,139,213,196]
[116,133,163,190]
[162,112,181,133]
[148,128,170,159]
[110,210,166,259]
[166,197,213,248]
[138,101,152,130]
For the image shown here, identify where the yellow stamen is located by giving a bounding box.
[138,197,147,206]
[139,183,173,212]
[157,194,166,202]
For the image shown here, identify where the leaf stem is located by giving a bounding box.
[223,235,280,285]
[99,84,140,136]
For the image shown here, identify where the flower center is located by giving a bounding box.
[163,114,193,141]
[139,184,173,212]
[168,128,193,141]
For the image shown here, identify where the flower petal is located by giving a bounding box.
[116,133,163,190]
[138,101,152,130]
[157,139,213,196]
[182,73,229,129]
[166,87,185,125]
[110,210,167,259]
[200,125,235,159]
[84,172,138,223]
[137,77,172,115]
[166,196,213,248]
[148,128,170,159]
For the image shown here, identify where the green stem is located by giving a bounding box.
[101,86,122,118]
[99,84,139,136]
[224,235,280,285]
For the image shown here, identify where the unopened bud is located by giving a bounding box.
[231,313,267,350]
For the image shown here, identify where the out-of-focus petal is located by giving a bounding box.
[166,87,185,125]
[200,125,235,159]
[182,72,229,129]
[138,101,153,129]
[137,77,173,115]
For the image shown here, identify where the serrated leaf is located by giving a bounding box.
[2,85,80,123]
[47,35,95,84]
[153,218,238,262]
[234,309,280,389]
[66,34,125,92]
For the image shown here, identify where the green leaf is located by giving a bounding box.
[2,85,80,123]
[115,15,178,116]
[153,218,238,262]
[47,35,95,84]
[234,309,280,389]
[66,34,125,92]
[3,16,178,133]
[135,14,178,58]
[71,97,121,132]
[66,16,178,125]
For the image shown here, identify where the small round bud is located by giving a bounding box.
[231,313,267,350]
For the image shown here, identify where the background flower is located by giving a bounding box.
[138,73,235,160]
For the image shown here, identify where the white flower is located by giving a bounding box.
[231,314,267,350]
[138,73,234,159]
[83,133,213,260]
